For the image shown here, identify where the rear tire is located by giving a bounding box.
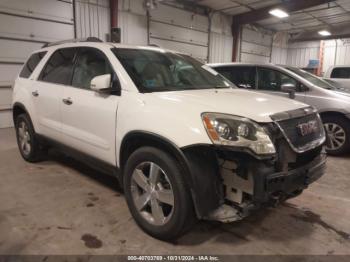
[123,146,196,240]
[15,113,47,162]
[322,115,350,155]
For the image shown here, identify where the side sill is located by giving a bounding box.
[36,134,121,182]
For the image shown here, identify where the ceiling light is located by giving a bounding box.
[269,8,289,18]
[318,30,331,36]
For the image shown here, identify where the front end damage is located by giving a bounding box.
[182,109,327,222]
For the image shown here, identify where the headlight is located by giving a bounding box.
[202,113,276,155]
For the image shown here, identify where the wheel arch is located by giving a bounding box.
[119,131,222,218]
[12,102,31,126]
[119,131,192,180]
[319,111,350,121]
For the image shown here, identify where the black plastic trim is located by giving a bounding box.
[181,143,276,160]
[36,134,120,180]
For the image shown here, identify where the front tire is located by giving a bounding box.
[322,115,350,155]
[123,147,196,240]
[15,113,46,162]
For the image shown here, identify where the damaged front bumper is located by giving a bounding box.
[182,145,326,222]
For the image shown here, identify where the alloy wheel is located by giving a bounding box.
[324,123,346,151]
[130,162,175,226]
[18,121,31,156]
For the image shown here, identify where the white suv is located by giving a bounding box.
[12,39,326,240]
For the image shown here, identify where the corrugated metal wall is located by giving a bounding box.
[323,38,350,75]
[271,32,288,65]
[75,0,110,41]
[0,0,75,128]
[209,12,233,63]
[286,41,320,68]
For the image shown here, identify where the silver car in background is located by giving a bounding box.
[209,63,350,155]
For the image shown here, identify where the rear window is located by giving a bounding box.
[19,51,47,78]
[331,67,350,79]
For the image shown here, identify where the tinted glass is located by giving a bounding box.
[39,48,77,85]
[72,48,113,89]
[112,48,233,92]
[20,52,47,78]
[331,67,350,78]
[215,66,255,89]
[257,68,297,91]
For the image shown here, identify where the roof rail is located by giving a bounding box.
[42,37,103,48]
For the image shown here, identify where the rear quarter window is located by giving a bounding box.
[19,51,47,78]
[331,67,350,79]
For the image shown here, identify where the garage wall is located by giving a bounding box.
[323,38,350,75]
[209,12,233,63]
[118,0,148,45]
[0,0,75,128]
[75,0,110,41]
[286,41,320,68]
[118,0,232,63]
[149,3,209,62]
[239,25,273,63]
[271,32,288,65]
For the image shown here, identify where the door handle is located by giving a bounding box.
[62,97,73,105]
[32,90,39,97]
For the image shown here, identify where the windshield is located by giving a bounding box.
[112,48,233,92]
[286,67,335,90]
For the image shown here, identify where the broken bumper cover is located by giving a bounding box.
[253,152,327,205]
[182,144,326,219]
[207,151,327,222]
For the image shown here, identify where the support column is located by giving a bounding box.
[231,19,241,62]
[110,0,118,28]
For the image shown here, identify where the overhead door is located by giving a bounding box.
[240,26,273,63]
[149,4,209,62]
[0,0,75,128]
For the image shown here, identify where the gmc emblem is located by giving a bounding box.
[297,120,318,136]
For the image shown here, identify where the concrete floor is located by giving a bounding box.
[0,127,349,255]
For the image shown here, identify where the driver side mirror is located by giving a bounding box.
[281,83,296,99]
[90,74,112,93]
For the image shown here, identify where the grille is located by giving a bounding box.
[275,113,325,152]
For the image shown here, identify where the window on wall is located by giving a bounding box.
[20,52,47,78]
[215,66,256,89]
[331,67,350,79]
[257,67,297,91]
[72,48,113,89]
[39,48,77,85]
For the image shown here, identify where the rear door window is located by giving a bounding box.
[331,67,350,79]
[20,51,47,78]
[214,66,256,89]
[39,48,78,85]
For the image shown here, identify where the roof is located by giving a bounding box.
[38,40,177,54]
[208,62,276,67]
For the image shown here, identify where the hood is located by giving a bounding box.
[149,88,308,123]
[333,90,350,97]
